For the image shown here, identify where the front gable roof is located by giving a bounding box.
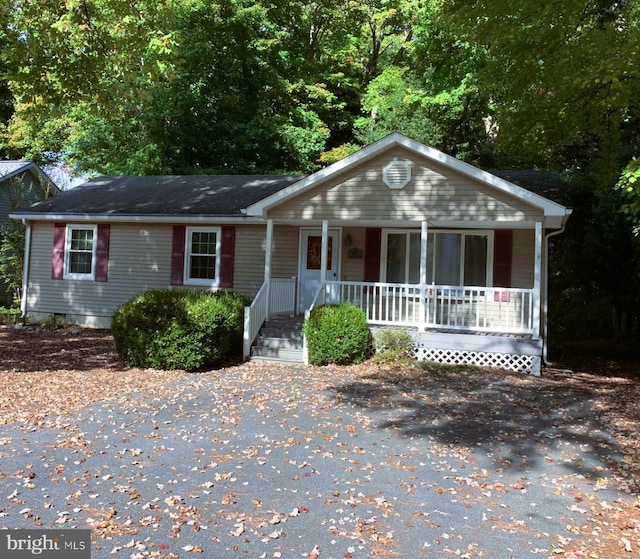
[246,133,571,228]
[11,134,571,228]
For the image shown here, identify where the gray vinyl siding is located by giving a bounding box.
[232,225,267,295]
[231,225,298,287]
[24,222,272,327]
[269,147,543,224]
[26,223,169,326]
[271,225,299,278]
[511,229,534,288]
[341,227,366,282]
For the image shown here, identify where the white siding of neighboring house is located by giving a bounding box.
[269,147,544,225]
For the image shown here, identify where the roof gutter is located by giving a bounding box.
[9,213,267,225]
[542,218,570,368]
[20,219,31,320]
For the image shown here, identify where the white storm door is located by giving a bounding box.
[298,228,340,311]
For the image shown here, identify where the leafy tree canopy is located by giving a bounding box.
[439,0,640,179]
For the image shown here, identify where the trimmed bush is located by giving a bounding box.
[111,289,249,370]
[303,303,370,365]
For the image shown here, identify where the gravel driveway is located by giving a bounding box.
[0,360,637,558]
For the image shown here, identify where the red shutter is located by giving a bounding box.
[364,228,382,282]
[95,224,110,282]
[52,223,66,280]
[171,225,186,285]
[493,230,513,301]
[219,226,235,288]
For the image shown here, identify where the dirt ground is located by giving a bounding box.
[1,325,640,557]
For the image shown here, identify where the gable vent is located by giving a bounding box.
[383,160,411,189]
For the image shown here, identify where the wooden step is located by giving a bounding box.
[249,315,305,363]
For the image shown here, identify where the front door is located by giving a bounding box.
[298,228,340,311]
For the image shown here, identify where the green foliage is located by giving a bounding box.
[2,0,492,172]
[302,303,370,365]
[2,0,639,348]
[40,314,68,330]
[0,222,25,307]
[617,158,640,234]
[548,286,613,342]
[111,289,249,371]
[0,305,20,324]
[372,328,416,366]
[439,0,640,173]
[319,143,361,165]
[352,1,496,162]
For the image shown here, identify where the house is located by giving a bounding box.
[10,134,571,374]
[0,161,59,305]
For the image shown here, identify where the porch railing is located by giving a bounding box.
[323,281,536,335]
[269,276,297,315]
[243,281,269,360]
[243,276,297,360]
[246,278,537,360]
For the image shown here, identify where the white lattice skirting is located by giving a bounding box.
[413,346,541,376]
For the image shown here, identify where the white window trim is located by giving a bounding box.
[380,228,495,286]
[64,224,97,280]
[184,226,221,286]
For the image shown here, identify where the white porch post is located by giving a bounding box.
[264,219,274,318]
[532,221,543,338]
[320,220,329,284]
[419,221,429,330]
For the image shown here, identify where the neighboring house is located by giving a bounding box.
[11,134,571,374]
[0,161,59,305]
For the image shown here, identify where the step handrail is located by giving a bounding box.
[243,280,269,360]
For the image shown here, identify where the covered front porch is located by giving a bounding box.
[243,219,545,375]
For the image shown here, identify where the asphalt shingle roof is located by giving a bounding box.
[492,170,562,203]
[17,169,562,217]
[22,175,305,216]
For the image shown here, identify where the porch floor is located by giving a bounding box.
[250,315,542,375]
[371,324,534,339]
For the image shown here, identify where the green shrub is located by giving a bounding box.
[0,305,20,325]
[111,289,249,371]
[372,328,416,366]
[303,303,370,365]
[40,313,68,329]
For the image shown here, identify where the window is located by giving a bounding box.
[382,230,493,286]
[65,225,97,279]
[184,227,220,285]
[53,223,109,282]
[384,231,421,284]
